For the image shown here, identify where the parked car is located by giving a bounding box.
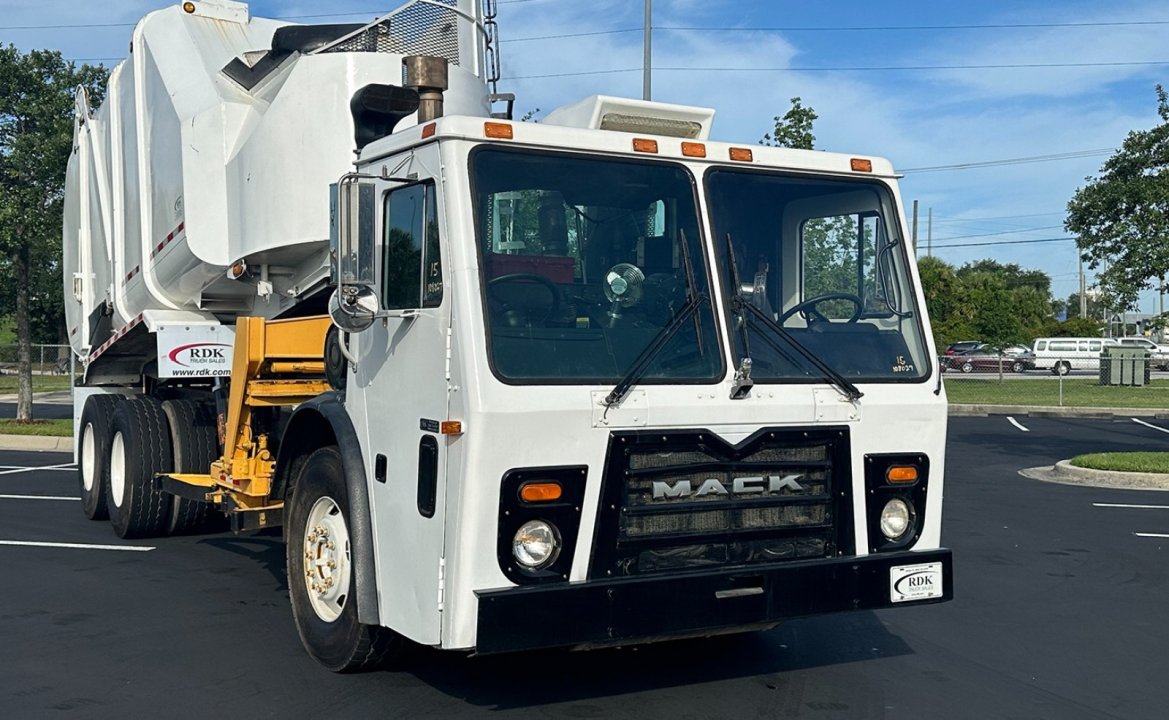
[1116,337,1169,370]
[945,341,984,355]
[945,347,1032,373]
[1031,337,1120,375]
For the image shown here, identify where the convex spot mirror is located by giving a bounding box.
[329,286,378,333]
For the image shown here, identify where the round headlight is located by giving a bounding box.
[879,498,912,540]
[512,520,561,569]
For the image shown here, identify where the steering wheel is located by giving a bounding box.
[778,293,863,324]
[487,273,563,326]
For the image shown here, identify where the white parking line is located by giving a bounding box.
[0,463,76,476]
[1131,418,1169,434]
[1007,416,1030,432]
[0,494,79,501]
[0,540,154,552]
[1134,533,1169,539]
[1094,503,1169,510]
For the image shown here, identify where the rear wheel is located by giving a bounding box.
[160,398,224,535]
[960,361,974,373]
[1010,360,1024,373]
[78,394,126,520]
[1053,362,1071,376]
[106,397,174,539]
[286,447,404,672]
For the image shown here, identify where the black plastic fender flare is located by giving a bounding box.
[276,391,380,626]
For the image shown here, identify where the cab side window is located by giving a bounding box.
[383,182,442,310]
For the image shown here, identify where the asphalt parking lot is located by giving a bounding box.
[3,415,1169,719]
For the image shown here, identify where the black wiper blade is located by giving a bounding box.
[604,293,706,407]
[739,301,864,401]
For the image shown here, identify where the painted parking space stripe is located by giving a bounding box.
[0,465,75,471]
[1131,418,1169,434]
[1094,503,1169,510]
[0,540,155,552]
[1007,416,1030,432]
[0,494,79,501]
[1134,533,1169,539]
[0,463,76,476]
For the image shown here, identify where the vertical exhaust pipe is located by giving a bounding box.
[403,55,449,122]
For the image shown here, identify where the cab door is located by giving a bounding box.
[349,147,450,645]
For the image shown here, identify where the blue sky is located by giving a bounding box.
[5,0,1168,313]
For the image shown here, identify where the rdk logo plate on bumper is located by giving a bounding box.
[889,562,944,603]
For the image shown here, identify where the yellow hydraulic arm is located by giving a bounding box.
[166,315,333,529]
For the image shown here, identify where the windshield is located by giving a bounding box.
[472,148,723,384]
[706,168,929,382]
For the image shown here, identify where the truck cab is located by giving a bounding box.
[324,97,950,656]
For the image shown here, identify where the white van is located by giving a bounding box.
[1117,337,1169,370]
[1031,337,1119,375]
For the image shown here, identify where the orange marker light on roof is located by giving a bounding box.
[850,158,873,172]
[520,482,563,503]
[421,122,436,139]
[886,466,918,484]
[729,147,754,162]
[632,138,659,154]
[484,122,513,139]
[681,142,706,158]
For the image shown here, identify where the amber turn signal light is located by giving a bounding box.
[886,466,918,483]
[520,482,563,503]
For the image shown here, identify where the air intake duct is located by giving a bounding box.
[350,84,421,151]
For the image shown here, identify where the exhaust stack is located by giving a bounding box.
[403,55,449,122]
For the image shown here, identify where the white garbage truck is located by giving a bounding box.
[64,0,952,672]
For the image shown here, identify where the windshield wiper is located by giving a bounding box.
[724,232,863,402]
[604,229,707,407]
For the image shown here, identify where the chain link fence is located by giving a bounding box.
[0,344,78,383]
[939,351,1169,410]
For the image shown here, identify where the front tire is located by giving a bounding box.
[286,447,404,672]
[78,394,125,520]
[1053,362,1071,376]
[106,397,174,539]
[960,361,974,373]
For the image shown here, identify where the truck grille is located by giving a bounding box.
[589,428,853,578]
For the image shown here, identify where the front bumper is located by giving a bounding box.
[474,549,952,654]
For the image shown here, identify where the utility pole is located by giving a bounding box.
[1079,255,1086,318]
[911,200,919,254]
[643,0,652,101]
[927,207,932,257]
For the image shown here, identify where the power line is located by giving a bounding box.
[934,225,1065,242]
[509,61,1169,80]
[901,149,1115,173]
[931,236,1076,249]
[14,16,1169,32]
[656,20,1169,32]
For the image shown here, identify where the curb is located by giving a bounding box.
[0,434,73,452]
[1021,460,1169,491]
[950,404,1169,419]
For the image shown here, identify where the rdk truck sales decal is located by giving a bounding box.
[889,562,944,603]
[157,325,235,378]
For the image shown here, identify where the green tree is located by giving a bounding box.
[760,97,817,149]
[0,46,107,419]
[1066,85,1169,308]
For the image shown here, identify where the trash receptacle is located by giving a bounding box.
[1099,346,1148,386]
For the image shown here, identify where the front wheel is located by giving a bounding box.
[286,447,405,672]
[1011,360,1024,373]
[960,361,974,373]
[1053,362,1071,376]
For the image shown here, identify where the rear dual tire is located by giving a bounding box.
[78,394,126,520]
[107,397,174,539]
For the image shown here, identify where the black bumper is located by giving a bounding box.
[474,549,952,654]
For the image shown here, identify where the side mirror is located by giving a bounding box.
[330,173,377,333]
[329,286,378,333]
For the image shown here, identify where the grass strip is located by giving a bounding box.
[944,376,1169,409]
[1070,452,1169,474]
[0,419,73,437]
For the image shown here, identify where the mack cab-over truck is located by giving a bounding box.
[65,0,953,671]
